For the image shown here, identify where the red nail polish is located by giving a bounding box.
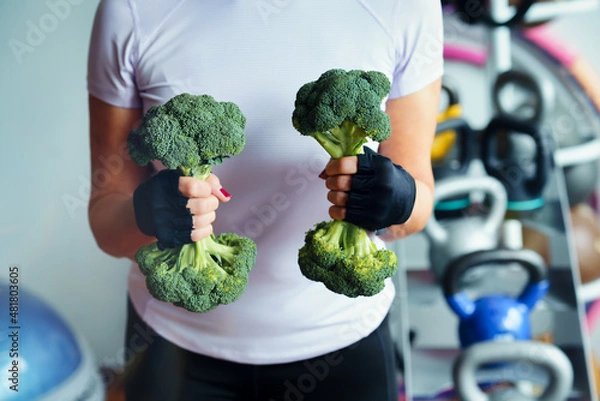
[220,188,231,198]
[318,169,327,179]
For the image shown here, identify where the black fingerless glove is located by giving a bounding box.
[345,147,417,232]
[133,169,193,249]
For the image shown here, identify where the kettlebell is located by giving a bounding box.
[453,340,573,401]
[481,115,552,212]
[443,248,549,348]
[492,69,555,125]
[433,117,475,182]
[433,118,477,216]
[424,176,507,280]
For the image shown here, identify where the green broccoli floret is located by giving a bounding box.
[127,93,257,313]
[299,221,398,298]
[135,234,256,313]
[292,69,398,297]
[292,68,391,158]
[128,92,247,179]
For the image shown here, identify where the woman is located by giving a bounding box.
[87,1,443,400]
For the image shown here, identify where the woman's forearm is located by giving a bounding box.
[379,178,434,241]
[89,192,154,261]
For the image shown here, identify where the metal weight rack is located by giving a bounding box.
[389,1,600,399]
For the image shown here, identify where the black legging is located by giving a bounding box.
[123,299,399,401]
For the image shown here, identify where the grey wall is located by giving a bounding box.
[1,0,600,368]
[0,0,130,367]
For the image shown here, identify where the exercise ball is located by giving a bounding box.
[571,204,600,284]
[0,282,105,401]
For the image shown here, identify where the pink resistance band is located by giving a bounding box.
[443,45,487,66]
[522,25,579,68]
[444,26,578,68]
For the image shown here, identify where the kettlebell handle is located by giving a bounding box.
[481,115,551,208]
[492,70,552,124]
[443,248,549,319]
[453,341,574,401]
[434,118,475,179]
[425,176,508,246]
[441,83,460,108]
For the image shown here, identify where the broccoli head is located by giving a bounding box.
[299,220,398,298]
[127,93,256,313]
[128,93,247,178]
[135,233,257,313]
[292,69,391,158]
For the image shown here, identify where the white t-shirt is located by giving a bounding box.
[88,0,444,365]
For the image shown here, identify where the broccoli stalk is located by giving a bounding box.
[128,93,257,313]
[179,164,213,180]
[320,220,377,256]
[311,120,370,159]
[292,69,398,298]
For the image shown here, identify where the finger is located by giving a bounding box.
[206,174,232,202]
[206,173,221,188]
[329,205,347,221]
[325,174,353,192]
[186,196,219,215]
[324,156,358,176]
[179,176,212,198]
[327,190,349,207]
[191,224,214,242]
[192,211,216,230]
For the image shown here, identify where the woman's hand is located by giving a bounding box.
[320,148,416,232]
[133,170,231,249]
[180,173,231,242]
[320,156,357,221]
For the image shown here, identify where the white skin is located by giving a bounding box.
[87,78,441,260]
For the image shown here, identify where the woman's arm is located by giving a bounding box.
[324,78,441,241]
[88,95,230,261]
[88,95,154,260]
[377,77,441,240]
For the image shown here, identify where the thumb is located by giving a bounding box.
[206,173,232,202]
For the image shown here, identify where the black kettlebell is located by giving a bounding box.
[433,117,475,182]
[481,115,552,212]
[492,69,555,125]
[443,248,549,348]
[453,340,573,401]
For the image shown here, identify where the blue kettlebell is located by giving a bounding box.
[443,248,549,348]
